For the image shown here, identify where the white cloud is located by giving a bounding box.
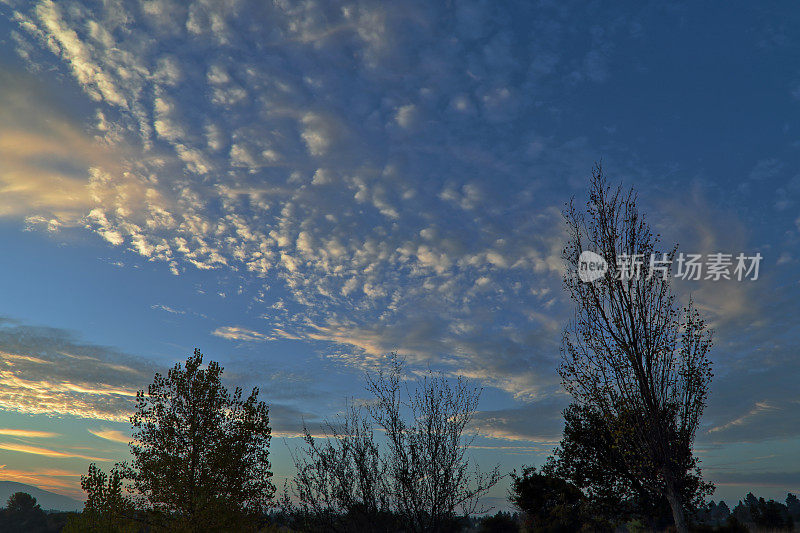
[0,319,154,422]
[212,326,271,342]
[6,0,621,405]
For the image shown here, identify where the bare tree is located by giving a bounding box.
[559,165,713,533]
[290,357,501,533]
[290,403,394,533]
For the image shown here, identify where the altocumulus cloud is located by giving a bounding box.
[3,0,613,408]
[2,0,796,449]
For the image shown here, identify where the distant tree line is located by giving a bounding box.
[51,167,784,532]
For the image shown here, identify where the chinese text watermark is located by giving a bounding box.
[578,252,762,283]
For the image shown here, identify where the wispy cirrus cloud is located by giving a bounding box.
[0,429,59,438]
[0,466,82,494]
[212,326,272,342]
[88,428,129,444]
[0,442,107,462]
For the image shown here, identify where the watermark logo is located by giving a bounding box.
[578,251,762,283]
[578,251,608,282]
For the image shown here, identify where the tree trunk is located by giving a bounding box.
[664,481,689,533]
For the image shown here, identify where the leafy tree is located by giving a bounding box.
[786,493,800,521]
[559,166,714,532]
[696,500,731,527]
[290,357,500,533]
[546,403,707,528]
[731,498,752,524]
[749,496,793,530]
[1,492,47,532]
[509,466,590,533]
[65,463,139,532]
[129,348,274,531]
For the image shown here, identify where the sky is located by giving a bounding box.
[0,0,797,509]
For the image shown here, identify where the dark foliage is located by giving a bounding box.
[546,403,705,528]
[559,165,714,532]
[508,466,595,533]
[72,349,275,532]
[0,492,47,532]
[477,511,519,533]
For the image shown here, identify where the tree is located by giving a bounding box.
[477,511,519,533]
[509,466,589,532]
[290,357,500,533]
[545,403,674,528]
[559,165,714,532]
[749,496,793,531]
[129,348,274,531]
[65,463,139,533]
[786,493,800,522]
[2,492,47,533]
[289,402,396,533]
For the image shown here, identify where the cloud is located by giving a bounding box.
[88,428,129,444]
[212,326,272,342]
[708,401,778,435]
[2,0,595,404]
[151,304,185,315]
[472,401,565,444]
[0,318,155,421]
[7,0,781,428]
[0,67,117,230]
[0,443,107,462]
[0,466,82,495]
[695,285,800,444]
[0,429,58,438]
[266,403,325,439]
[710,471,800,490]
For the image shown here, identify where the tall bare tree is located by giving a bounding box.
[559,166,713,532]
[290,357,501,533]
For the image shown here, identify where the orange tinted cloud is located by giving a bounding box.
[0,466,82,496]
[87,428,129,444]
[0,442,107,462]
[0,429,58,438]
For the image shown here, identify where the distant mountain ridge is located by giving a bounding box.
[0,481,81,512]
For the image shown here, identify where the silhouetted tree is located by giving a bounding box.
[130,348,274,531]
[477,510,519,533]
[559,165,714,533]
[545,403,676,528]
[696,500,731,527]
[509,466,590,532]
[289,402,396,533]
[749,496,793,530]
[732,497,752,524]
[1,492,47,533]
[65,462,139,532]
[290,357,500,533]
[787,493,800,522]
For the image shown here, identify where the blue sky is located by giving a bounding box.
[0,0,797,507]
